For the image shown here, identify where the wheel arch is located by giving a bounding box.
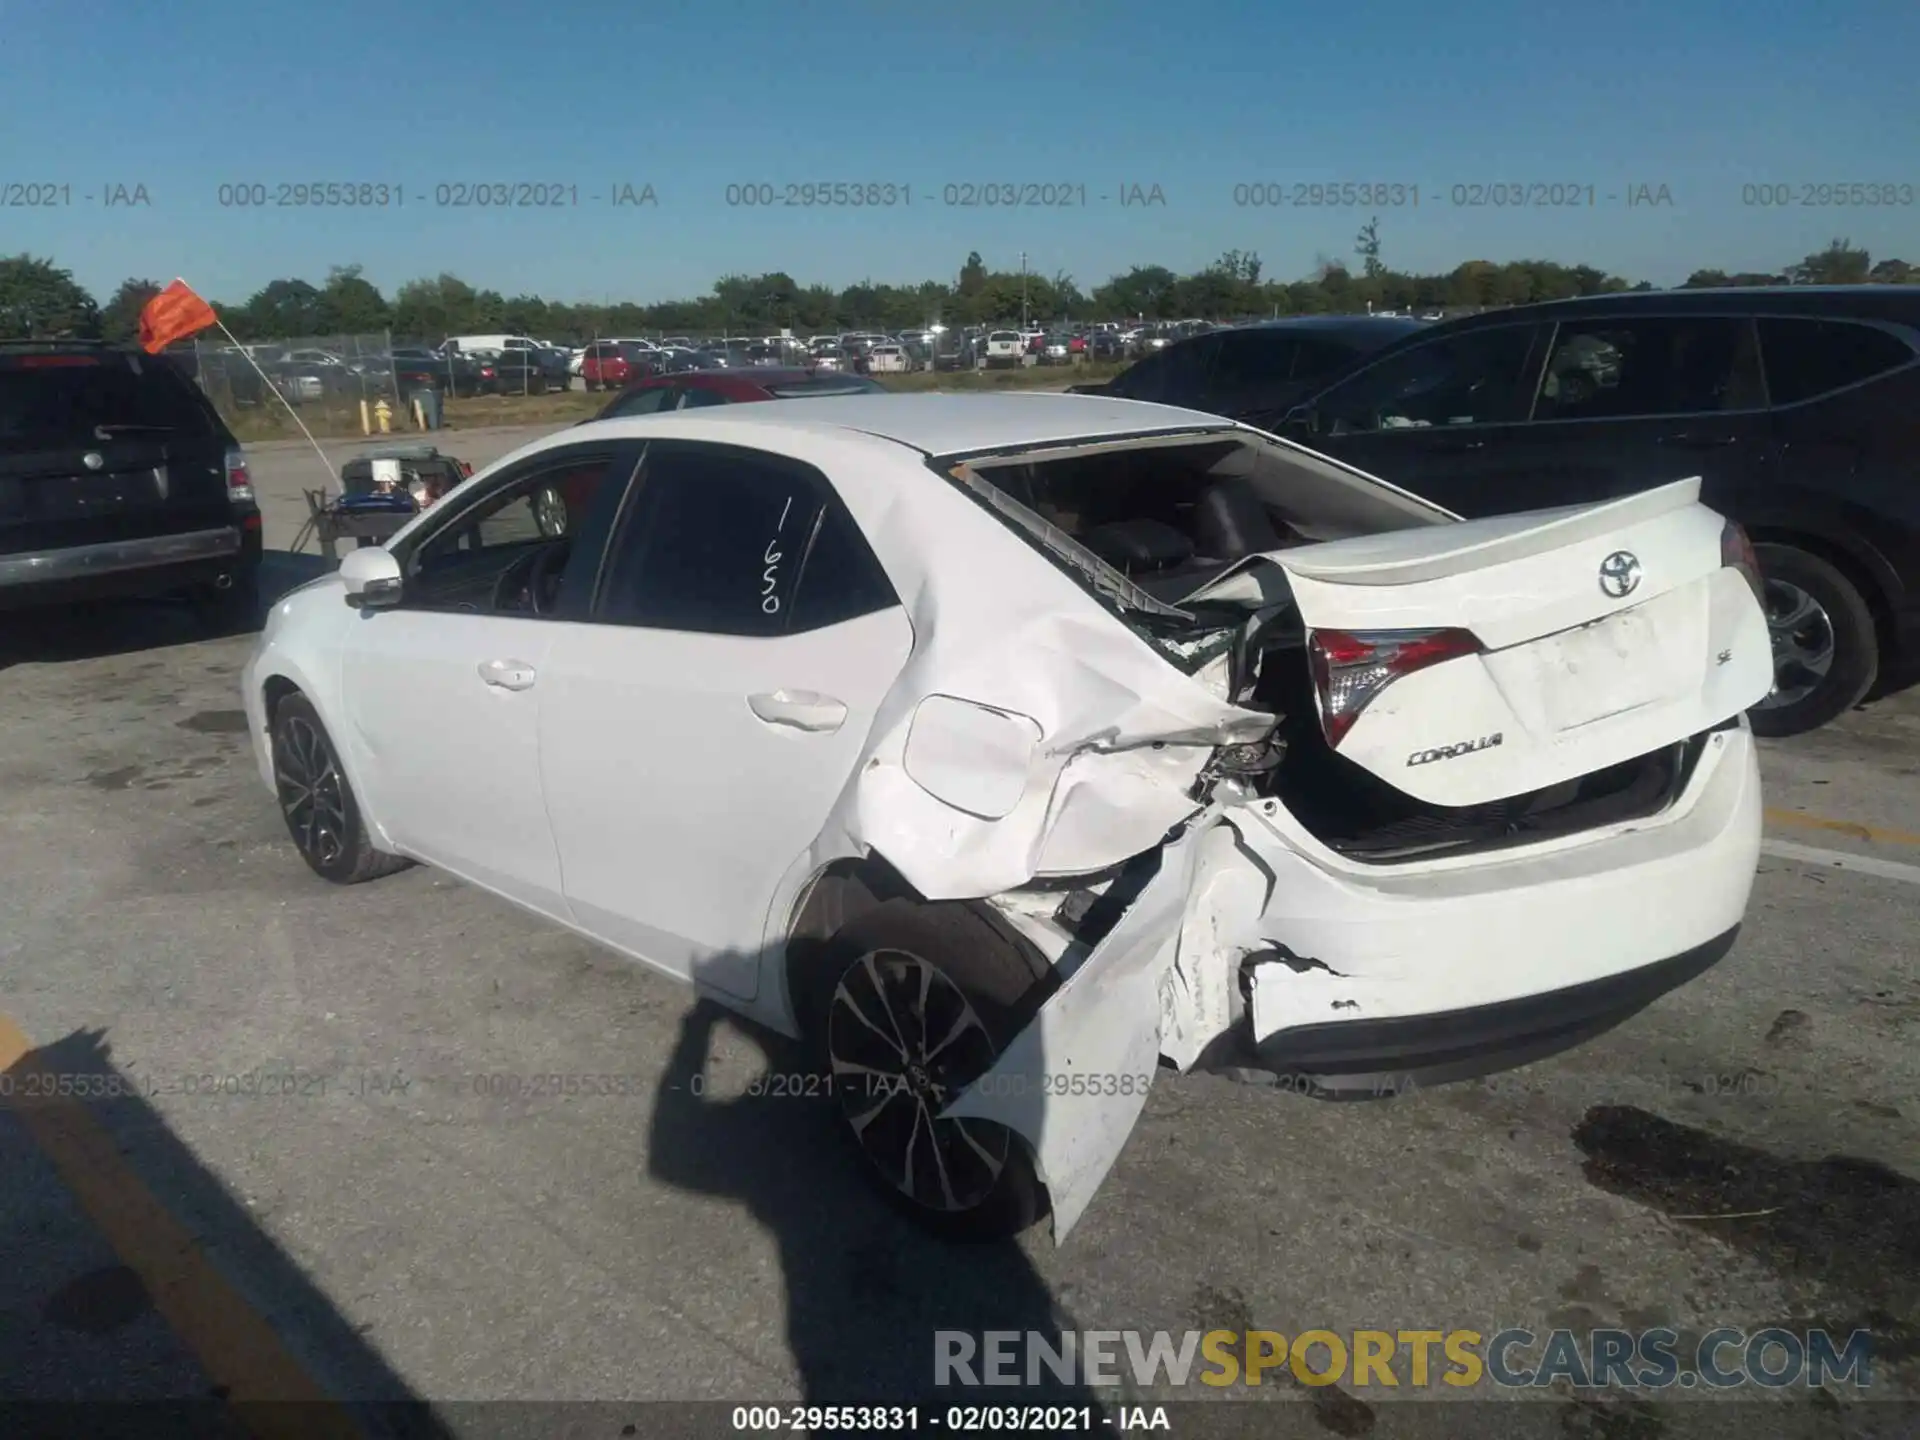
[779,851,1054,1042]
[1743,523,1900,657]
[255,667,401,854]
[260,672,302,724]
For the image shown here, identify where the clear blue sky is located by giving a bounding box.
[4,0,1917,305]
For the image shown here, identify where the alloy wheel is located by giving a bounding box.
[275,716,348,868]
[827,948,1009,1213]
[1754,577,1836,710]
[533,486,569,538]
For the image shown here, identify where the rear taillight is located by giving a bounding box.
[1721,521,1765,607]
[1307,627,1483,748]
[224,446,254,503]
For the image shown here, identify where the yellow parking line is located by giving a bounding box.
[0,1011,360,1439]
[1764,808,1920,848]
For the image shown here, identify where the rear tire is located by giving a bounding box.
[270,693,411,885]
[1747,543,1878,737]
[805,898,1054,1242]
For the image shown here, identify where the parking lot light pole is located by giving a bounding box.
[1020,252,1029,330]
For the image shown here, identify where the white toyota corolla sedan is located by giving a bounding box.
[243,394,1774,1242]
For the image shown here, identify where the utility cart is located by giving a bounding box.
[294,443,473,563]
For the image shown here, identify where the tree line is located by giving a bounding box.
[1,236,1912,346]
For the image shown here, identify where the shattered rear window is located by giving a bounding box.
[940,459,1244,675]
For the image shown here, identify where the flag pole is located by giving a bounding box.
[192,291,336,493]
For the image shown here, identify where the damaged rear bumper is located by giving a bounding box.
[1218,925,1739,1096]
[946,722,1761,1242]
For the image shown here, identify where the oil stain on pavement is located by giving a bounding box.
[41,1263,154,1335]
[1572,1105,1919,1365]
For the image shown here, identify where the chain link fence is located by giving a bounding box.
[190,331,408,438]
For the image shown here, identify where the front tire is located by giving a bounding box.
[270,693,410,884]
[1747,543,1878,737]
[808,899,1054,1242]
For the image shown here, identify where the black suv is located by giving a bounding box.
[1072,315,1426,428]
[1280,287,1920,736]
[486,344,573,395]
[0,341,262,628]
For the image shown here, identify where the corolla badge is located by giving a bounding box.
[82,452,105,471]
[1408,733,1503,766]
[1598,550,1642,598]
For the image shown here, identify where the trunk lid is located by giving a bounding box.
[1185,478,1774,807]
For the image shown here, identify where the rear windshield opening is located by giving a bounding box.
[954,435,1446,610]
[0,355,216,446]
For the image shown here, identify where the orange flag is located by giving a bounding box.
[138,278,219,354]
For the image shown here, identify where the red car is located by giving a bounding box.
[581,341,658,391]
[589,366,889,419]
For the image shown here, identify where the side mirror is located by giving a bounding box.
[339,546,403,608]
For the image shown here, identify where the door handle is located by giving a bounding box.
[478,658,538,691]
[747,690,848,733]
[1658,433,1739,448]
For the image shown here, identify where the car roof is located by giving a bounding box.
[1425,284,1920,328]
[1228,315,1427,338]
[578,392,1233,456]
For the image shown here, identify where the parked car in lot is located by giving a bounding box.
[274,368,328,404]
[1038,334,1074,365]
[588,367,888,419]
[1,340,261,630]
[1277,286,1920,736]
[581,341,661,391]
[487,345,573,394]
[447,333,545,358]
[1069,316,1426,429]
[388,347,486,400]
[244,393,1772,1242]
[982,330,1025,368]
[1132,326,1176,358]
[932,331,972,371]
[866,343,910,374]
[281,348,352,372]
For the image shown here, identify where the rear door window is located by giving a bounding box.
[1532,317,1758,420]
[0,354,217,446]
[595,443,896,636]
[1758,317,1917,406]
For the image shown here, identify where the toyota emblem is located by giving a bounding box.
[82,452,105,471]
[1598,551,1642,598]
